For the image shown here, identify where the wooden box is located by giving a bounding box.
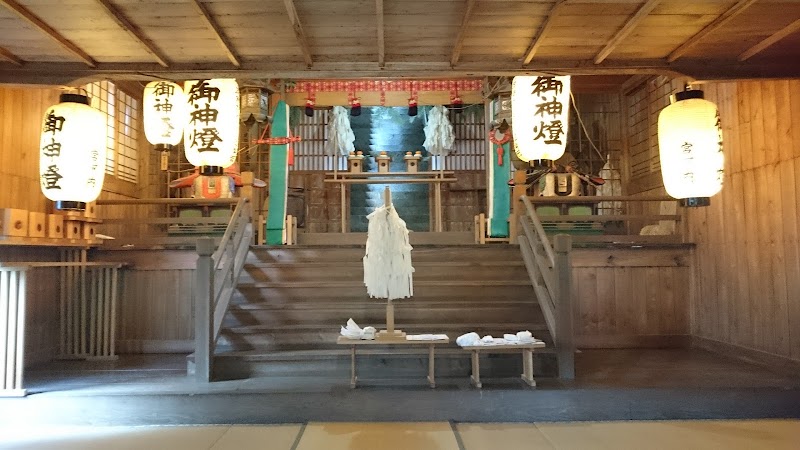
[0,208,28,237]
[47,214,64,239]
[64,220,83,240]
[83,202,97,218]
[28,211,46,238]
[82,221,97,241]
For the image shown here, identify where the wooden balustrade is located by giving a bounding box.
[194,198,253,382]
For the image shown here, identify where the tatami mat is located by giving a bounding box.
[0,420,798,450]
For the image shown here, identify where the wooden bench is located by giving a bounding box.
[461,341,546,388]
[336,335,450,388]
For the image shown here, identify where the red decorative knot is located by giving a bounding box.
[488,130,512,166]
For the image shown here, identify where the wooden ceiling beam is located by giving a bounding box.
[0,0,96,67]
[95,0,169,68]
[738,18,800,61]
[376,0,385,67]
[0,46,23,66]
[450,0,477,67]
[521,0,567,66]
[594,0,661,64]
[667,0,757,63]
[189,0,241,68]
[282,0,313,68]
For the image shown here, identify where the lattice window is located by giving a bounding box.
[83,81,140,183]
[290,109,343,171]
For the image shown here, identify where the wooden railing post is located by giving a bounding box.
[553,234,575,380]
[195,237,215,382]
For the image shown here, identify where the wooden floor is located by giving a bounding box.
[6,349,798,427]
[2,420,799,449]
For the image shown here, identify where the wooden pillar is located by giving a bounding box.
[553,234,575,380]
[194,237,215,382]
[241,171,257,245]
[509,170,528,243]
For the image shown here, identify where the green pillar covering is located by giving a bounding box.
[266,100,289,245]
[489,138,511,237]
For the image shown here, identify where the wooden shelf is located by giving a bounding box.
[0,236,97,247]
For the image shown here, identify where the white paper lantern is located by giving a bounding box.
[184,79,239,171]
[39,94,107,209]
[143,81,186,149]
[658,90,724,202]
[511,75,571,162]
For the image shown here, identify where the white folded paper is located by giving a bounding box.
[340,318,376,340]
[456,332,480,347]
[406,334,448,341]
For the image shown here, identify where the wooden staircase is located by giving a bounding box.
[213,244,555,380]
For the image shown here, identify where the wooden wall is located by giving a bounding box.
[621,77,800,367]
[92,249,196,353]
[688,80,800,367]
[0,87,61,213]
[572,248,691,348]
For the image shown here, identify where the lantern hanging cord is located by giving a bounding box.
[570,91,606,162]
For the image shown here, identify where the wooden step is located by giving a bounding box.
[233,282,536,303]
[222,303,544,328]
[247,245,523,264]
[239,261,528,283]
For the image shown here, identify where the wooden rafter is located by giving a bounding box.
[95,0,169,68]
[0,46,23,66]
[0,0,95,67]
[189,0,241,67]
[738,18,800,61]
[282,0,313,67]
[450,0,477,67]
[594,0,661,64]
[522,0,567,66]
[376,0,385,67]
[667,0,757,63]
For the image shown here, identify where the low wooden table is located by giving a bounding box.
[461,342,546,388]
[336,336,450,388]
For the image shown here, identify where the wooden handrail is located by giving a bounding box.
[194,197,253,382]
[529,195,674,203]
[521,196,555,266]
[518,195,574,380]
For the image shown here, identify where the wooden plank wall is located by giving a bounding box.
[572,248,690,348]
[622,77,800,367]
[688,80,800,366]
[0,87,61,213]
[92,250,196,353]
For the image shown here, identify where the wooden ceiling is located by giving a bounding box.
[0,0,799,86]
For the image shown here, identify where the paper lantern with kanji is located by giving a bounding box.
[511,75,571,162]
[143,81,186,150]
[657,90,724,202]
[184,79,239,172]
[39,94,106,210]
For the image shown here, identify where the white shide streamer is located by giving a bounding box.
[325,106,355,156]
[363,204,414,300]
[423,105,454,156]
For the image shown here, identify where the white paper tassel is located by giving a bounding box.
[325,106,355,157]
[363,204,414,300]
[423,105,454,156]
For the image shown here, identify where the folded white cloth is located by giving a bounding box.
[456,332,480,347]
[481,335,494,343]
[503,334,520,342]
[517,330,533,342]
[406,334,448,341]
